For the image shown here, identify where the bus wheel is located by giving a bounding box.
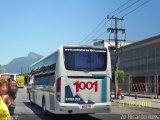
[42,98,47,115]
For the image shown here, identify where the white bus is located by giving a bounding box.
[0,73,16,80]
[29,45,111,114]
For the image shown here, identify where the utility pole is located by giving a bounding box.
[107,16,125,99]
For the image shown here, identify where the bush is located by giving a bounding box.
[118,70,124,83]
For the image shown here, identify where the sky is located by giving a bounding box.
[0,0,160,65]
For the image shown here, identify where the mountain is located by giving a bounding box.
[3,52,43,73]
[0,65,6,73]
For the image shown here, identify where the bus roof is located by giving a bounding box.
[30,44,107,67]
[63,44,106,49]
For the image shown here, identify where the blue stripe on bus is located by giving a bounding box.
[91,74,107,102]
[92,74,107,77]
[101,78,107,102]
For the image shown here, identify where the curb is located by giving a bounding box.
[123,94,157,99]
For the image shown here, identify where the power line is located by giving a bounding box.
[79,18,106,44]
[94,0,151,44]
[113,0,141,16]
[96,32,106,39]
[79,0,133,44]
[85,18,118,44]
[123,0,151,17]
[108,0,132,16]
[86,32,106,45]
[80,0,150,45]
[83,19,110,44]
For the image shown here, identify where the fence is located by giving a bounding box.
[132,83,154,94]
[115,75,160,98]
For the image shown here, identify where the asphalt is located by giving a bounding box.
[14,87,160,120]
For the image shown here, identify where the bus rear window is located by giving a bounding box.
[64,48,107,71]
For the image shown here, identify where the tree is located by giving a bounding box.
[118,70,124,83]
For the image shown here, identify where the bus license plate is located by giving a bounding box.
[82,104,91,109]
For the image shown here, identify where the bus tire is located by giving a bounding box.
[42,97,47,115]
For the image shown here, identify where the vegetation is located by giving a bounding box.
[118,70,125,83]
[111,69,125,83]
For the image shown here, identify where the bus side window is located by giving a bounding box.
[48,75,55,86]
[34,77,38,89]
[48,75,55,92]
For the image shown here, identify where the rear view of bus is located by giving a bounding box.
[57,45,111,114]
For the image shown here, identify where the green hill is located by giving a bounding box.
[2,52,43,73]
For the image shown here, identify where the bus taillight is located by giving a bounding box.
[56,77,61,101]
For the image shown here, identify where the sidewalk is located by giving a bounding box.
[123,92,158,99]
[113,95,160,110]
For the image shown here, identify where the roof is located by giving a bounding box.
[122,35,160,52]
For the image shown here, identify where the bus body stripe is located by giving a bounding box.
[101,78,107,102]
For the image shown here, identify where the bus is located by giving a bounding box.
[28,45,111,114]
[0,73,16,80]
[16,75,25,88]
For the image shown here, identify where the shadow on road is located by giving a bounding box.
[22,102,101,120]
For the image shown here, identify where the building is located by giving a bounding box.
[94,35,160,96]
[93,39,132,51]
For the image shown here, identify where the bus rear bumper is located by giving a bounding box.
[53,102,111,114]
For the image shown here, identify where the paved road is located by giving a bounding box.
[14,87,160,120]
